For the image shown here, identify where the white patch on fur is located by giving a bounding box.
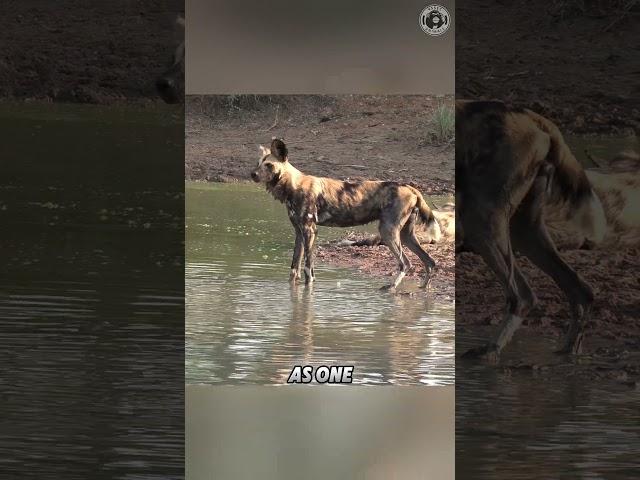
[426,217,442,243]
[493,314,523,350]
[304,267,315,281]
[336,239,356,246]
[392,271,406,289]
[571,189,606,245]
[258,145,271,165]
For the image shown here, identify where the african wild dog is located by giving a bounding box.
[251,138,442,290]
[156,16,185,104]
[457,100,607,362]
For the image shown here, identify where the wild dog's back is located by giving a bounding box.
[456,100,606,248]
[315,179,409,228]
[524,109,607,246]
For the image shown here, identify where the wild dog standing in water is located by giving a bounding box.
[457,100,606,362]
[156,16,185,104]
[251,138,442,290]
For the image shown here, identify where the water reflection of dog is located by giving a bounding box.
[288,283,315,361]
[385,294,439,384]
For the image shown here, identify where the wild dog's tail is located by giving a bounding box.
[412,188,442,243]
[526,110,606,246]
[526,110,592,205]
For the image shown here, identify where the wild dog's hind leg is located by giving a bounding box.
[461,211,535,363]
[379,220,411,292]
[511,178,594,355]
[401,209,436,289]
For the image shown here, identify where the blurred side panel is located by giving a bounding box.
[186,0,454,94]
[0,1,185,479]
[187,386,454,480]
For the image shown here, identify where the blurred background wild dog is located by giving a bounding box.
[456,100,604,361]
[457,99,640,362]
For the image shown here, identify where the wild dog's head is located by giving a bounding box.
[251,138,289,185]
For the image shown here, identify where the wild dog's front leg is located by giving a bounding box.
[302,222,317,285]
[290,230,304,282]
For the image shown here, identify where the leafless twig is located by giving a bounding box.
[264,106,280,132]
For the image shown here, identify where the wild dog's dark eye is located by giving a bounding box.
[266,163,274,170]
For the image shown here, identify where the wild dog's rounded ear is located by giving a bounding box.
[258,145,270,156]
[270,138,288,161]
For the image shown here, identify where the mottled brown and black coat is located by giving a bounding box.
[251,138,441,289]
[456,100,606,361]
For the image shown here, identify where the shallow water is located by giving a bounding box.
[186,182,455,385]
[457,328,640,478]
[0,103,184,479]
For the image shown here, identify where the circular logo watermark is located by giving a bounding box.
[419,4,451,36]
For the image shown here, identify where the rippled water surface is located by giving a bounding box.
[0,103,184,479]
[186,182,454,385]
[457,328,640,479]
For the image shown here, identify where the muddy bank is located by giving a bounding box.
[317,233,455,302]
[457,1,639,135]
[186,95,455,195]
[457,247,640,353]
[0,1,184,104]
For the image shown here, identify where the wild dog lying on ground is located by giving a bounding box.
[546,150,640,249]
[156,15,185,104]
[250,138,442,290]
[586,151,640,247]
[456,100,607,362]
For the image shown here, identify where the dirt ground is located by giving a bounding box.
[456,1,640,135]
[457,246,640,381]
[0,0,184,103]
[317,233,455,302]
[186,95,454,195]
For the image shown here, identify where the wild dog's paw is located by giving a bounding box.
[303,267,315,285]
[289,269,301,282]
